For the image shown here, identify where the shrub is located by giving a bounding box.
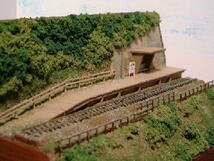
[144,115,177,149]
[174,143,191,161]
[207,88,214,100]
[59,147,97,161]
[206,127,214,146]
[0,12,160,109]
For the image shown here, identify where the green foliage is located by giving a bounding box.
[173,143,191,161]
[0,12,160,110]
[207,88,214,100]
[0,76,22,97]
[85,136,122,155]
[145,114,177,149]
[122,124,141,140]
[83,29,114,69]
[181,96,201,117]
[206,127,214,146]
[183,122,199,140]
[59,146,97,161]
[59,94,214,161]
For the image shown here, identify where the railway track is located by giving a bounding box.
[19,77,201,141]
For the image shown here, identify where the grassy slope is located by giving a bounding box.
[59,89,214,161]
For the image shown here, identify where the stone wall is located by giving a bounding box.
[111,25,166,78]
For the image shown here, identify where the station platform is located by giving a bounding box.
[0,66,185,133]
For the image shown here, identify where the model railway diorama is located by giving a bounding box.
[0,12,213,161]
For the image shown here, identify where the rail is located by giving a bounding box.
[0,70,116,124]
[55,92,175,153]
[55,80,214,153]
[53,71,184,118]
[179,80,214,101]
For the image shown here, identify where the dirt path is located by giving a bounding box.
[0,67,184,133]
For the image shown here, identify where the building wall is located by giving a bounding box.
[111,25,166,78]
[0,0,18,20]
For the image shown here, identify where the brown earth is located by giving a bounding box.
[0,67,184,134]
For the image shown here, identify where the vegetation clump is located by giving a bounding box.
[59,92,214,161]
[0,12,160,110]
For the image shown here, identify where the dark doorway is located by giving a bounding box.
[141,55,154,72]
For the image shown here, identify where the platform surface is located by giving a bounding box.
[0,67,185,133]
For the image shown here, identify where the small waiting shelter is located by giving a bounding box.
[111,26,167,77]
[130,47,166,74]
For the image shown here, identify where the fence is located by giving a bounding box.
[0,70,116,124]
[55,80,214,154]
[55,92,175,153]
[179,80,214,101]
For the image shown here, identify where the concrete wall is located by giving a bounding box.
[111,25,166,78]
[0,0,18,20]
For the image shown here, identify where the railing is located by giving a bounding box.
[55,80,214,153]
[0,70,116,124]
[179,80,214,101]
[55,92,176,153]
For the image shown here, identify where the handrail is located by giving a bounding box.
[0,70,116,123]
[55,92,175,151]
[55,80,214,152]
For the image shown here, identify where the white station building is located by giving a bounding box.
[0,0,19,20]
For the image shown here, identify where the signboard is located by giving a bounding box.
[129,61,136,76]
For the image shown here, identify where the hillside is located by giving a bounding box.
[58,88,214,161]
[0,12,160,110]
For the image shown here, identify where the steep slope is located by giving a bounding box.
[0,12,160,110]
[59,89,214,161]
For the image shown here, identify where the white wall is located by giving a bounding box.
[0,0,18,20]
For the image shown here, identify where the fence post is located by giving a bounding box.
[151,99,154,111]
[33,102,36,109]
[133,113,136,120]
[87,131,89,141]
[127,117,129,124]
[157,96,160,105]
[49,95,52,101]
[119,119,122,127]
[104,125,107,133]
[95,128,98,136]
[168,94,170,103]
[173,92,175,102]
[78,134,81,144]
[112,122,115,130]
[57,142,62,157]
[68,138,71,146]
[146,100,149,109]
[163,95,165,104]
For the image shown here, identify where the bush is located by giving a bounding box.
[0,12,160,109]
[59,147,97,161]
[206,127,214,146]
[144,115,177,149]
[174,143,191,161]
[183,122,198,141]
[207,88,214,100]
